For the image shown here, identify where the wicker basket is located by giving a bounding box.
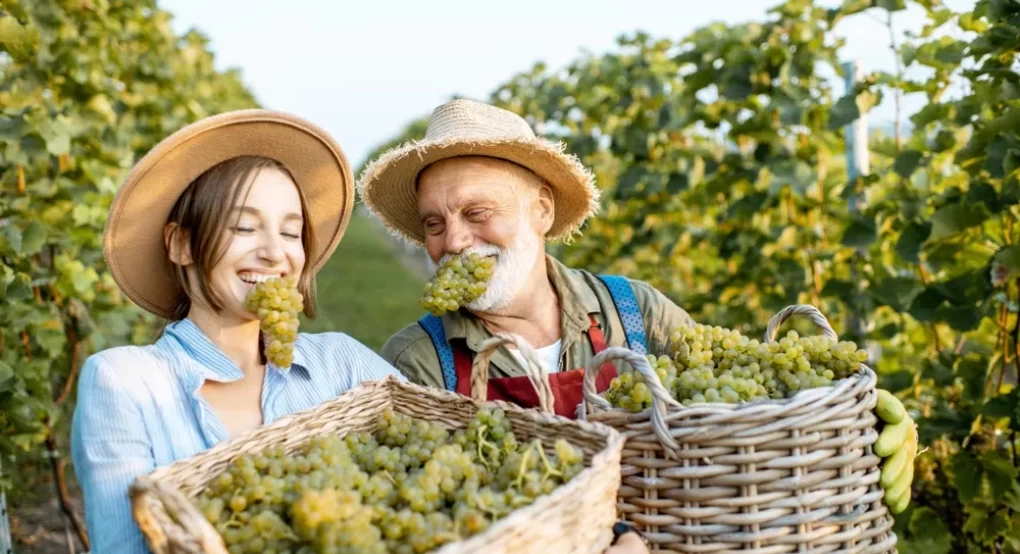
[579,305,897,554]
[129,333,625,554]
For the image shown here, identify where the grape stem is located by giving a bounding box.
[510,495,532,508]
[532,440,563,480]
[223,513,243,529]
[475,425,501,470]
[475,495,505,519]
[514,445,535,490]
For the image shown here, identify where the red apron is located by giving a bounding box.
[452,315,618,418]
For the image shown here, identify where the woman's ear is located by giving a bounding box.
[165,223,193,266]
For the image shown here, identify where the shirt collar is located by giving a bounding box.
[545,254,601,318]
[160,318,309,387]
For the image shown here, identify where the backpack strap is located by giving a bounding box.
[596,274,649,355]
[417,314,458,391]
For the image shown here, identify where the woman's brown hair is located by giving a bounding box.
[163,156,318,321]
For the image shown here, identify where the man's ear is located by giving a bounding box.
[165,223,193,266]
[534,184,555,235]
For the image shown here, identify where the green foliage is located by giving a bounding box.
[0,0,257,497]
[375,0,1020,550]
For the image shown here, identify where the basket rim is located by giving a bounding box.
[141,375,624,486]
[586,364,877,419]
[130,375,626,554]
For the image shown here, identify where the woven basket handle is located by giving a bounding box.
[471,333,555,414]
[129,475,228,554]
[764,304,839,343]
[580,346,681,453]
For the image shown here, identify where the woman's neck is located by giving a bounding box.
[187,308,263,373]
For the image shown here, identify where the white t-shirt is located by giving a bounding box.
[508,339,562,374]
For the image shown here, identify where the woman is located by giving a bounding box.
[71,110,404,554]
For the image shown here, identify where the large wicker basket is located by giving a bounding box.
[129,334,625,554]
[580,305,897,554]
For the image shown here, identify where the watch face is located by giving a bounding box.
[612,522,635,542]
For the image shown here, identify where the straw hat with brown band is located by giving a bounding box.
[103,109,355,320]
[357,98,601,246]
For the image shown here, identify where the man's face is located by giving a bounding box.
[416,156,552,313]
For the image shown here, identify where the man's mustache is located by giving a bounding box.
[439,244,502,266]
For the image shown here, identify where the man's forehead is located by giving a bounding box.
[419,158,521,196]
[416,180,511,218]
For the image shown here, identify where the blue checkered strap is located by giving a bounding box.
[418,314,458,391]
[596,274,648,355]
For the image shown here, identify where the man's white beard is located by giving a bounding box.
[439,225,541,315]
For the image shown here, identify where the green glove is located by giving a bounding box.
[874,389,917,514]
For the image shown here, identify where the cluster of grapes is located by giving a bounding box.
[195,408,585,554]
[245,276,303,369]
[419,253,496,316]
[606,324,869,412]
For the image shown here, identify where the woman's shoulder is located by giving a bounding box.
[78,343,174,396]
[294,331,373,359]
[86,342,165,364]
[293,331,403,384]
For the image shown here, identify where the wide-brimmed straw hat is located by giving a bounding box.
[357,98,600,245]
[103,109,355,319]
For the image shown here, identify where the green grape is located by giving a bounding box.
[193,407,586,553]
[609,323,868,411]
[419,253,496,316]
[245,275,302,369]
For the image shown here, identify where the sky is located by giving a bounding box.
[159,0,977,170]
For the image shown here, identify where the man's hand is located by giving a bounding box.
[874,389,918,514]
[606,531,650,554]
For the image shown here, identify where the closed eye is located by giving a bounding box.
[424,219,445,234]
[466,209,490,221]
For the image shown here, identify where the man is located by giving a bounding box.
[358,98,915,549]
[360,99,693,419]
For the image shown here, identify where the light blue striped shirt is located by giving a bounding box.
[70,318,405,554]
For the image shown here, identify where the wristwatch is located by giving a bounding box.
[611,522,649,547]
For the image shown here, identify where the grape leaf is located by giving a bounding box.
[841,216,876,248]
[981,451,1019,501]
[6,274,31,301]
[983,389,1020,428]
[909,287,946,322]
[895,222,931,264]
[894,149,925,178]
[20,221,46,254]
[963,509,1010,546]
[929,203,989,240]
[0,361,14,394]
[950,452,984,503]
[3,224,22,252]
[902,507,953,554]
[877,0,906,10]
[829,93,860,130]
